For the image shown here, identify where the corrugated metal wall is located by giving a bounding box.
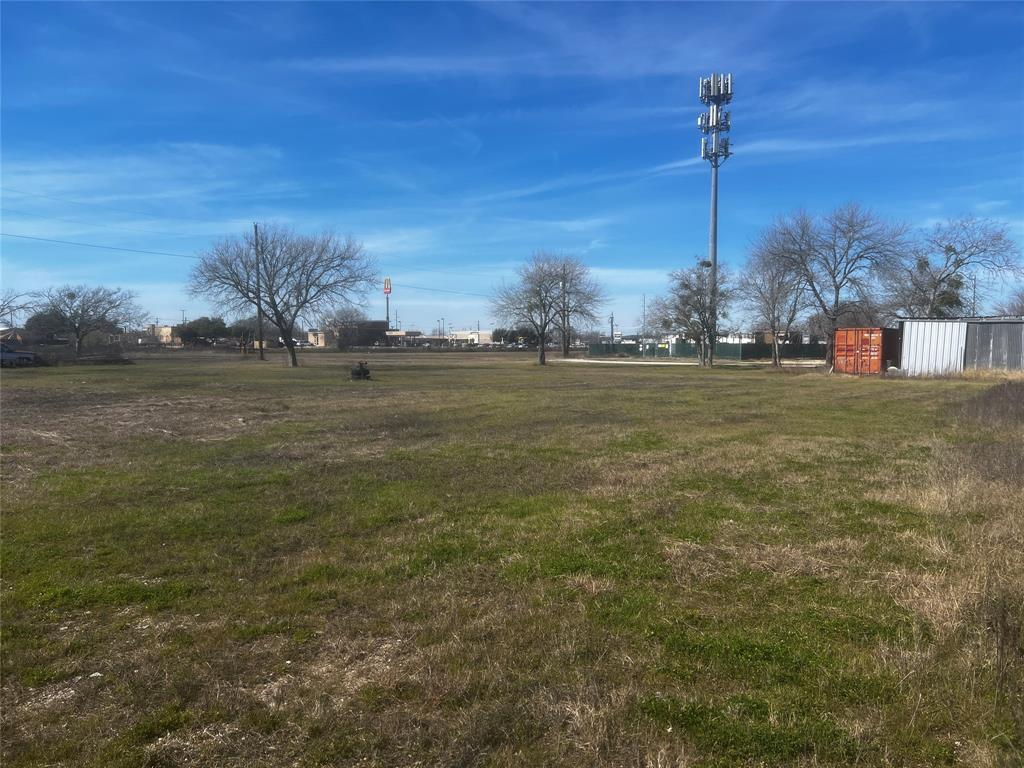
[901,321,967,376]
[965,322,1024,371]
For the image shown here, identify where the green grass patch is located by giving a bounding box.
[1,353,1012,767]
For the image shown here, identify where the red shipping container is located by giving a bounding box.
[833,328,901,375]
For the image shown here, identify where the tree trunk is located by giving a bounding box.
[561,329,571,357]
[771,337,781,367]
[285,342,299,367]
[537,344,546,365]
[73,333,83,357]
[825,319,837,366]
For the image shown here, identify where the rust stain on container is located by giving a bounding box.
[834,328,901,375]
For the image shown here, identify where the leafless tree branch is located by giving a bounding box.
[189,224,376,367]
[491,252,566,365]
[34,285,144,355]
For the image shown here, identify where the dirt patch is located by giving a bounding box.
[16,678,81,716]
[3,394,285,448]
[251,635,410,713]
[1,393,295,486]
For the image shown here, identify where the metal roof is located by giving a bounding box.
[896,316,1024,323]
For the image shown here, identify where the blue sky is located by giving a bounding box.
[2,1,1022,333]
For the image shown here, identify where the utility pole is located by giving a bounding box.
[609,312,615,344]
[253,222,265,361]
[971,273,978,316]
[180,309,186,324]
[698,73,733,366]
[383,277,392,329]
[642,293,646,358]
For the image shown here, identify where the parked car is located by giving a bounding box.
[0,343,37,367]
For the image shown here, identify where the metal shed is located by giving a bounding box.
[898,317,1024,376]
[900,320,967,376]
[964,319,1024,371]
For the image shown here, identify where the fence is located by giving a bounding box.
[588,342,825,361]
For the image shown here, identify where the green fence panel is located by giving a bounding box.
[587,342,825,360]
[739,343,826,360]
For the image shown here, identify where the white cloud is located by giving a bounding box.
[362,228,440,257]
[974,200,1010,213]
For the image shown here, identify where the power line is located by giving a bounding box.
[0,232,199,260]
[0,186,217,224]
[391,281,489,298]
[0,207,197,239]
[2,232,492,297]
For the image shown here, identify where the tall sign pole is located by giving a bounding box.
[383,277,392,330]
[253,222,265,361]
[698,73,733,366]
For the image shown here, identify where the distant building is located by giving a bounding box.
[335,320,389,348]
[385,329,423,346]
[449,329,496,346]
[0,327,26,344]
[308,328,337,347]
[144,324,179,345]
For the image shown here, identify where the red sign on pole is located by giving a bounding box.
[383,277,392,295]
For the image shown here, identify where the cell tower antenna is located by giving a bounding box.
[697,72,733,366]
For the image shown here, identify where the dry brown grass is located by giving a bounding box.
[882,382,1024,767]
[4,355,1021,766]
[666,539,837,581]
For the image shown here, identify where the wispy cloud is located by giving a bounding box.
[362,228,440,257]
[590,267,670,288]
[495,215,614,234]
[739,130,965,157]
[287,54,544,78]
[466,158,704,205]
[973,200,1010,213]
[2,143,293,215]
[282,3,788,83]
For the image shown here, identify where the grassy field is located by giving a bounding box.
[1,352,1021,767]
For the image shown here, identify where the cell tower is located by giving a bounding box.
[698,73,733,366]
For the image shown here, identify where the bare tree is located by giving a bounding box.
[319,305,368,331]
[189,224,376,367]
[34,285,143,355]
[492,252,564,365]
[739,235,807,366]
[887,217,1020,317]
[552,256,607,357]
[766,204,907,364]
[651,258,734,366]
[995,287,1024,316]
[886,256,966,318]
[0,289,34,327]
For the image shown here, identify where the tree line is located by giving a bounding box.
[2,224,375,364]
[3,208,1020,367]
[733,206,1019,365]
[491,206,1020,367]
